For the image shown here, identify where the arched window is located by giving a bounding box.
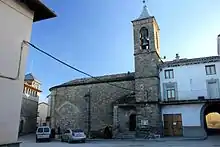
[140,27,149,50]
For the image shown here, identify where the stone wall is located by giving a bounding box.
[50,78,135,136]
[136,104,162,137]
[19,94,38,135]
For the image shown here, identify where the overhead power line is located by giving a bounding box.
[23,41,141,93]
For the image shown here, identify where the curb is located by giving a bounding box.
[53,137,206,142]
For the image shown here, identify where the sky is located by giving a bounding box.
[26,0,220,102]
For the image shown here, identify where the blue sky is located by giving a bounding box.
[26,0,220,102]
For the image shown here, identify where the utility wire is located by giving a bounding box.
[23,41,141,93]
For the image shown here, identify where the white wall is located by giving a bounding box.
[162,104,204,126]
[37,103,49,126]
[160,61,220,100]
[47,95,51,117]
[0,0,33,145]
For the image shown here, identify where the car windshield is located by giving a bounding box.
[37,128,43,132]
[72,129,83,132]
[44,128,50,132]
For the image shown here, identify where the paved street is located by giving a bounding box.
[19,135,220,147]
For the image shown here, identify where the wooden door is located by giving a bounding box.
[163,114,183,136]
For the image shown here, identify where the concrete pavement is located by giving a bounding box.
[19,134,220,147]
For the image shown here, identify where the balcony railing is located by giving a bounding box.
[162,89,220,101]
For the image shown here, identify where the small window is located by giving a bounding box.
[167,89,175,100]
[164,69,174,79]
[72,129,83,133]
[44,128,49,132]
[37,128,43,133]
[205,65,216,75]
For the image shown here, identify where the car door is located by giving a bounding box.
[63,130,68,141]
[66,129,71,140]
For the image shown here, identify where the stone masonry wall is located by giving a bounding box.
[19,95,38,135]
[136,104,162,137]
[51,79,135,136]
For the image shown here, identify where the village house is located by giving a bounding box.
[0,0,56,146]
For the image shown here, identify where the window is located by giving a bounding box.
[165,69,174,79]
[37,128,43,133]
[44,127,49,132]
[163,82,178,101]
[205,65,216,75]
[167,89,175,100]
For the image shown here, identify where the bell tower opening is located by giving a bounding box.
[140,27,149,50]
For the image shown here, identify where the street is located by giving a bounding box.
[19,135,220,147]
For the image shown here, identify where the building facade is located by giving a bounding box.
[0,0,56,146]
[19,73,42,135]
[37,102,50,127]
[160,55,220,138]
[49,3,220,139]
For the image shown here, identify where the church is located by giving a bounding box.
[49,2,220,139]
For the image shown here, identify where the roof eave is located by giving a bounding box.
[131,16,154,23]
[18,0,56,22]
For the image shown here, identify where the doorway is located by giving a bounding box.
[129,114,136,131]
[163,114,183,136]
[19,120,24,134]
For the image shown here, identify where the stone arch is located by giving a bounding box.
[201,102,220,136]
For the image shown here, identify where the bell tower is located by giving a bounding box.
[132,1,162,137]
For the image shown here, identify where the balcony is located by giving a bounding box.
[161,89,220,105]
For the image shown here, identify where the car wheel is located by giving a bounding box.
[36,138,39,143]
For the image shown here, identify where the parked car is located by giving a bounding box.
[36,126,51,142]
[61,129,86,143]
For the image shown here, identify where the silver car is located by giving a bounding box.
[61,129,86,143]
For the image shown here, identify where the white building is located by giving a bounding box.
[37,102,49,127]
[160,51,220,138]
[0,0,56,146]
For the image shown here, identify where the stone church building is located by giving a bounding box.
[49,4,163,138]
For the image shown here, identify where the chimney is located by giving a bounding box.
[218,34,220,56]
[175,53,180,60]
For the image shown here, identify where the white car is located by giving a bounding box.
[61,129,86,143]
[36,126,51,142]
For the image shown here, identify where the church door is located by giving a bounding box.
[129,114,136,131]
